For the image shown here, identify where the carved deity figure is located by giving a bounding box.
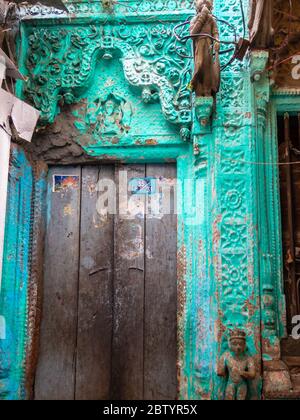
[248,0,274,49]
[190,0,220,97]
[217,329,256,400]
[88,93,132,137]
[101,99,123,135]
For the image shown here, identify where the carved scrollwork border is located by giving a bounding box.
[20,22,192,130]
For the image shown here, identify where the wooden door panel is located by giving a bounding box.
[35,166,81,400]
[111,165,146,400]
[75,166,114,400]
[36,164,177,400]
[144,164,177,400]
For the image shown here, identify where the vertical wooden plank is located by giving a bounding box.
[111,164,145,400]
[34,166,81,400]
[144,164,177,400]
[75,165,114,400]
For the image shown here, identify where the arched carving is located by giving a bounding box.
[23,23,192,128]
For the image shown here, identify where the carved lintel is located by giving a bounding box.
[194,96,214,131]
[23,24,192,127]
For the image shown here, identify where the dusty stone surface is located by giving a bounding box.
[20,105,97,165]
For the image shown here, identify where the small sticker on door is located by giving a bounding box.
[53,175,80,193]
[129,177,156,194]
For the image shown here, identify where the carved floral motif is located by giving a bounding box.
[23,23,192,128]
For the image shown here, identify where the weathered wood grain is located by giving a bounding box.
[35,164,178,400]
[35,166,81,400]
[111,164,146,400]
[144,164,177,400]
[75,165,114,400]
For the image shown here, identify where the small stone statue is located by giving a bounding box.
[248,0,274,49]
[190,0,220,97]
[217,329,256,400]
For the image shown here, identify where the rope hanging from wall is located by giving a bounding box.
[173,0,248,71]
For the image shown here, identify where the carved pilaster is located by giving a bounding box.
[251,50,292,398]
[251,51,269,128]
[210,0,269,401]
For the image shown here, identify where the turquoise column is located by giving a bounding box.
[0,146,34,400]
[208,0,262,399]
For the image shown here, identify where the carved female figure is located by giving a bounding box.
[190,0,220,97]
[217,329,256,400]
[248,0,274,49]
[87,93,133,137]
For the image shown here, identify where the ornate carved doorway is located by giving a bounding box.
[34,164,177,400]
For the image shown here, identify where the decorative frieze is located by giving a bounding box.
[23,22,192,135]
[20,0,194,19]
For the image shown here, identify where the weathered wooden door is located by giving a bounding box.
[34,164,177,400]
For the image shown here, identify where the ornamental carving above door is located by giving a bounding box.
[75,93,133,138]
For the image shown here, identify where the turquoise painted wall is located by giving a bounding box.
[0,145,34,400]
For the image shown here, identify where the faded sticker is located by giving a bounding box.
[129,177,156,195]
[53,175,80,193]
